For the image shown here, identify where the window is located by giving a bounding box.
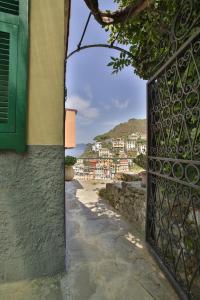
[0,0,29,152]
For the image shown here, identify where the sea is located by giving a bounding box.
[65,143,86,157]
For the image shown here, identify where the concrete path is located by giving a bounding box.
[0,274,64,300]
[64,180,179,300]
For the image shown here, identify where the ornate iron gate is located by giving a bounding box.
[146,1,200,299]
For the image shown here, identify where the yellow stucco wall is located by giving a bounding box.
[28,0,67,145]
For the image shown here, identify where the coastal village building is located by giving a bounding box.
[126,139,137,150]
[99,147,111,157]
[95,160,111,179]
[92,141,102,152]
[126,133,146,151]
[95,164,105,179]
[75,158,116,180]
[73,130,147,180]
[112,138,125,150]
[74,159,84,176]
[125,133,147,155]
[73,131,147,180]
[126,133,138,150]
[116,159,129,173]
[136,141,147,155]
[119,149,127,158]
[120,159,129,172]
[0,0,70,289]
[130,133,139,139]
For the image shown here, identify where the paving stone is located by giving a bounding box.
[64,180,179,300]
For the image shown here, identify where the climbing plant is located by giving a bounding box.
[106,0,178,78]
[83,0,200,79]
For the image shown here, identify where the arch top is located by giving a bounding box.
[66,43,135,60]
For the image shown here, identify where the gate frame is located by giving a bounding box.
[146,27,200,300]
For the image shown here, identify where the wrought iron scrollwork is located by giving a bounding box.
[151,0,200,75]
[147,1,200,298]
[172,0,200,48]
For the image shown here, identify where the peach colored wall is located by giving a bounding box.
[65,109,77,148]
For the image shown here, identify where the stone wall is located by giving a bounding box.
[103,181,147,232]
[115,172,141,182]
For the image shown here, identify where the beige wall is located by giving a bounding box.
[65,109,77,148]
[28,0,67,145]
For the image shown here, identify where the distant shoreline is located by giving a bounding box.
[65,144,87,157]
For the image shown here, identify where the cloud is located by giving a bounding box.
[112,99,129,109]
[102,99,129,111]
[84,84,93,100]
[66,96,99,124]
[102,104,111,111]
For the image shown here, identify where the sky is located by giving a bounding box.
[66,0,147,144]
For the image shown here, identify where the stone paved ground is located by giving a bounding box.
[63,180,179,300]
[0,274,63,300]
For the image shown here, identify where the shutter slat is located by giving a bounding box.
[0,93,9,97]
[0,50,9,55]
[0,30,9,124]
[0,46,9,51]
[0,0,28,152]
[0,59,9,63]
[0,86,9,91]
[0,42,9,46]
[0,40,9,44]
[0,37,10,41]
[0,64,9,68]
[0,0,19,15]
[0,54,9,59]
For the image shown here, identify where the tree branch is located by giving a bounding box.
[83,0,154,25]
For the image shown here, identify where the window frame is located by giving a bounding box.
[0,0,29,152]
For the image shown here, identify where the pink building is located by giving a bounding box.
[65,108,77,149]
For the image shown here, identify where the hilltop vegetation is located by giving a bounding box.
[94,118,146,142]
[80,118,147,158]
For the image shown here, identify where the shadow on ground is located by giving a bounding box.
[63,180,179,300]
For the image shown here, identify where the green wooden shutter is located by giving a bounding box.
[0,0,28,152]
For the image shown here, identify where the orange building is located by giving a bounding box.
[65,108,77,148]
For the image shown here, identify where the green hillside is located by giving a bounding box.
[95,118,146,141]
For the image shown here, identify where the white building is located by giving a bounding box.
[125,133,139,151]
[95,165,105,179]
[112,138,125,150]
[126,139,136,151]
[92,142,102,152]
[137,143,147,155]
[98,148,111,157]
[77,159,83,164]
[74,159,84,177]
[129,133,139,140]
